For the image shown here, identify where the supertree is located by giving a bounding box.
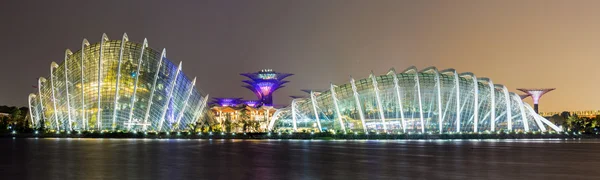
[241,69,293,106]
[517,88,555,113]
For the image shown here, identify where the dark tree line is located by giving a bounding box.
[547,112,600,134]
[0,106,31,133]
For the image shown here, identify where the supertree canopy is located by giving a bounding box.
[243,100,261,107]
[517,88,555,113]
[28,33,209,132]
[211,98,243,107]
[241,69,293,106]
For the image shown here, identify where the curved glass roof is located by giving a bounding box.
[28,33,209,132]
[269,66,561,134]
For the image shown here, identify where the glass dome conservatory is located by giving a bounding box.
[28,33,209,132]
[268,67,561,134]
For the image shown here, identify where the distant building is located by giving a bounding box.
[207,69,292,132]
[540,110,600,118]
[210,102,276,132]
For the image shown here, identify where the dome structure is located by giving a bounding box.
[28,33,209,132]
[268,66,561,134]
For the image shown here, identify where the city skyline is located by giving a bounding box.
[1,0,599,112]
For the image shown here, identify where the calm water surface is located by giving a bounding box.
[1,138,599,180]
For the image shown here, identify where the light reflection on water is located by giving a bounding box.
[1,138,599,180]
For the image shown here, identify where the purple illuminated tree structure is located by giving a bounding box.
[243,100,261,107]
[212,98,243,107]
[517,88,555,113]
[241,69,293,106]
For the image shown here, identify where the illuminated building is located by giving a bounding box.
[208,69,292,131]
[241,69,293,106]
[517,88,555,113]
[540,110,600,118]
[28,33,209,132]
[210,98,276,132]
[269,67,561,133]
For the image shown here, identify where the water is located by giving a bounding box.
[1,138,599,180]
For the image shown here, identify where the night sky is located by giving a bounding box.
[1,0,599,112]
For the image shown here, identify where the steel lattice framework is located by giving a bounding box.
[28,33,209,132]
[268,67,561,134]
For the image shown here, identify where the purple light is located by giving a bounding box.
[212,98,243,107]
[244,100,260,107]
[241,69,293,106]
[257,82,275,95]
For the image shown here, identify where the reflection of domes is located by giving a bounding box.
[28,33,209,132]
[269,66,561,133]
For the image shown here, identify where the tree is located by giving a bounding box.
[549,114,566,127]
[0,106,31,132]
[251,120,261,132]
[239,105,250,132]
[224,113,233,133]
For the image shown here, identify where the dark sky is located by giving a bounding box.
[1,0,599,112]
